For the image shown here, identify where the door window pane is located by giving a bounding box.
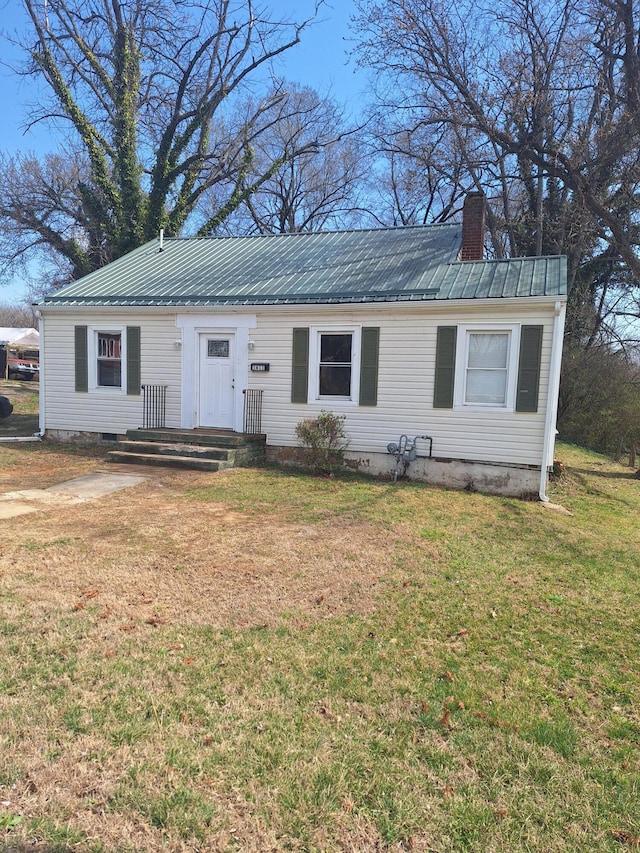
[208,339,230,358]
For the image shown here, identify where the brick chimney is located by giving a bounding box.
[460,192,486,261]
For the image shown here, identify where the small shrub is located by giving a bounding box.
[294,410,349,475]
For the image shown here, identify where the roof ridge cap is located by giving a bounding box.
[163,222,462,242]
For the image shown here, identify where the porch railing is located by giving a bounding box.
[243,389,263,434]
[142,384,167,429]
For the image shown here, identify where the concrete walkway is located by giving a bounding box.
[0,472,148,520]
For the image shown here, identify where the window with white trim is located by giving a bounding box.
[466,332,509,404]
[455,326,520,410]
[97,332,122,387]
[90,326,127,392]
[309,326,361,403]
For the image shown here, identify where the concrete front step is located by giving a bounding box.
[129,429,265,448]
[115,439,233,462]
[107,450,229,471]
[106,429,267,471]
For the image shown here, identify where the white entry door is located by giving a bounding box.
[199,333,235,428]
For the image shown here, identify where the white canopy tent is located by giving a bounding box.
[1,328,40,380]
[0,328,39,347]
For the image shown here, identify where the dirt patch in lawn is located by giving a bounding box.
[0,460,404,633]
[0,443,107,490]
[0,449,415,850]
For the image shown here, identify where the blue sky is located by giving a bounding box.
[0,0,366,302]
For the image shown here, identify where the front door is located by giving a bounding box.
[199,333,235,428]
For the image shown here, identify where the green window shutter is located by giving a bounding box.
[74,325,88,392]
[359,327,380,406]
[291,328,309,403]
[433,326,457,408]
[516,325,543,412]
[126,326,141,396]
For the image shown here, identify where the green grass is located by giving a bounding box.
[0,378,39,415]
[1,443,639,851]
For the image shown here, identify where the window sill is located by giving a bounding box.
[88,386,127,395]
[310,398,357,406]
[454,403,513,413]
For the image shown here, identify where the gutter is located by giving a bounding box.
[539,300,566,502]
[37,294,567,318]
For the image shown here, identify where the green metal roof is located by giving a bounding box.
[42,225,567,307]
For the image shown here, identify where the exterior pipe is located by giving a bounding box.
[35,308,45,438]
[539,300,566,502]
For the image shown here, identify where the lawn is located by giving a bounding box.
[0,379,39,438]
[0,441,638,852]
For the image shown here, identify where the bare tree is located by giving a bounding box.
[206,84,369,234]
[0,0,325,285]
[0,301,37,328]
[362,124,472,228]
[353,0,640,344]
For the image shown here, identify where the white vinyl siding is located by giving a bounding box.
[245,304,553,467]
[42,312,182,434]
[41,301,555,466]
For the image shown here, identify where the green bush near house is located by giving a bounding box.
[294,409,350,475]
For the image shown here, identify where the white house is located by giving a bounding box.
[37,194,567,498]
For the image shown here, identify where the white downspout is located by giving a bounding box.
[539,300,566,501]
[35,308,45,437]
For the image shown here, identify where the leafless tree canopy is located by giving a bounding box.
[210,85,369,234]
[354,0,640,346]
[0,301,37,327]
[3,0,640,447]
[0,0,328,285]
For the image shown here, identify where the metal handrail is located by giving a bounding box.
[243,389,263,434]
[142,384,167,429]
